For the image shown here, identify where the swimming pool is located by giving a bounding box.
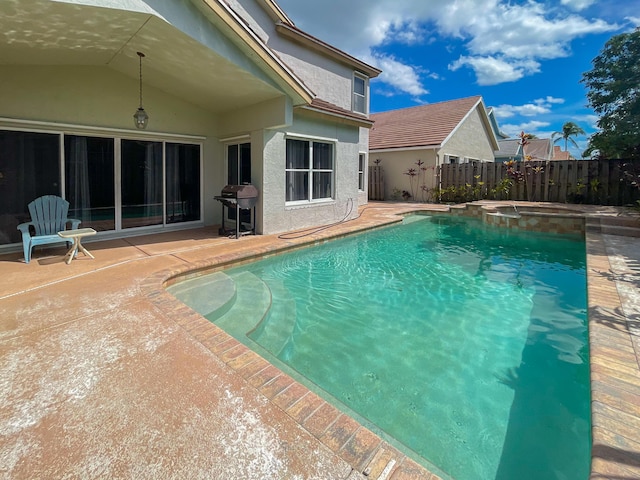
[169,215,590,480]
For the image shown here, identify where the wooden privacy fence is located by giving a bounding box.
[439,159,640,206]
[369,165,384,200]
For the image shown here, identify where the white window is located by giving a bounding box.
[358,153,366,191]
[447,155,459,164]
[286,138,334,203]
[353,73,367,114]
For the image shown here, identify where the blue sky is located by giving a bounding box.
[276,0,640,158]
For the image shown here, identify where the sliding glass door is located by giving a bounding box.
[166,143,201,224]
[0,130,60,244]
[0,127,202,247]
[65,135,115,231]
[121,139,163,229]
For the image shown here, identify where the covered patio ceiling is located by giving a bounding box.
[0,0,301,114]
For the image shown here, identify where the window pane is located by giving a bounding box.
[227,144,238,185]
[286,139,309,169]
[65,135,115,232]
[353,94,365,114]
[313,172,332,199]
[354,76,365,95]
[239,143,251,184]
[286,171,308,201]
[0,130,60,245]
[121,140,163,228]
[313,142,333,169]
[166,143,201,224]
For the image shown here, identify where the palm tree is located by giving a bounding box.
[552,122,586,152]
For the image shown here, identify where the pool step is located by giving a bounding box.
[209,271,272,339]
[166,271,236,319]
[248,279,297,356]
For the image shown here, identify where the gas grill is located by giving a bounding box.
[214,184,259,238]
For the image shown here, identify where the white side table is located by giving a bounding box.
[57,228,97,264]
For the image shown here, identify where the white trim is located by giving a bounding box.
[358,152,366,192]
[0,117,206,142]
[219,134,251,143]
[370,146,439,153]
[285,132,338,143]
[297,105,373,128]
[114,139,123,231]
[285,136,335,204]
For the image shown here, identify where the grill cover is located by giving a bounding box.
[220,184,258,199]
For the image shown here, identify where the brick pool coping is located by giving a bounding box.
[140,202,640,480]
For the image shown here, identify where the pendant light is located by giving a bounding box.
[133,52,149,129]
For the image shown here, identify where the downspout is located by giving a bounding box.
[436,149,442,192]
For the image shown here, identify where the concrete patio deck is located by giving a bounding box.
[1,202,639,479]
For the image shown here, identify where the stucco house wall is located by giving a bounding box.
[440,107,496,162]
[261,114,361,234]
[371,149,439,201]
[0,0,378,250]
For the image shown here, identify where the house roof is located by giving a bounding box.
[495,138,554,160]
[486,107,509,139]
[553,145,572,160]
[495,139,522,158]
[369,96,496,151]
[297,98,375,128]
[275,22,381,78]
[525,138,552,160]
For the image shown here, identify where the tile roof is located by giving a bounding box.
[496,139,522,158]
[298,98,374,127]
[369,96,482,150]
[525,138,552,160]
[553,145,572,160]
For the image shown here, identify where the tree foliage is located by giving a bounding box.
[552,121,586,152]
[582,28,640,159]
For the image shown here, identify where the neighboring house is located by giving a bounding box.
[487,107,510,140]
[495,138,554,162]
[495,139,524,162]
[552,146,573,160]
[526,138,553,161]
[369,96,498,200]
[0,0,380,250]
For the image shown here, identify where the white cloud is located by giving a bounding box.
[366,54,429,97]
[627,16,640,27]
[501,120,552,138]
[561,0,597,10]
[492,97,566,118]
[449,56,540,86]
[276,0,619,91]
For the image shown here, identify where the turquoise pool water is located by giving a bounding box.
[171,215,591,479]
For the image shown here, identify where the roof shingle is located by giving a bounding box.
[369,96,482,150]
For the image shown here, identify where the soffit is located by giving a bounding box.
[0,0,292,114]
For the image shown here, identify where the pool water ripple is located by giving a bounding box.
[200,216,590,480]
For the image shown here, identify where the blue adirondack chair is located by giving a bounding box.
[17,195,81,263]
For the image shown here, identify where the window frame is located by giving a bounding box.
[285,135,336,205]
[358,152,366,191]
[0,119,204,248]
[352,72,368,114]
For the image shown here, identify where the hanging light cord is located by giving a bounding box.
[138,52,145,109]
